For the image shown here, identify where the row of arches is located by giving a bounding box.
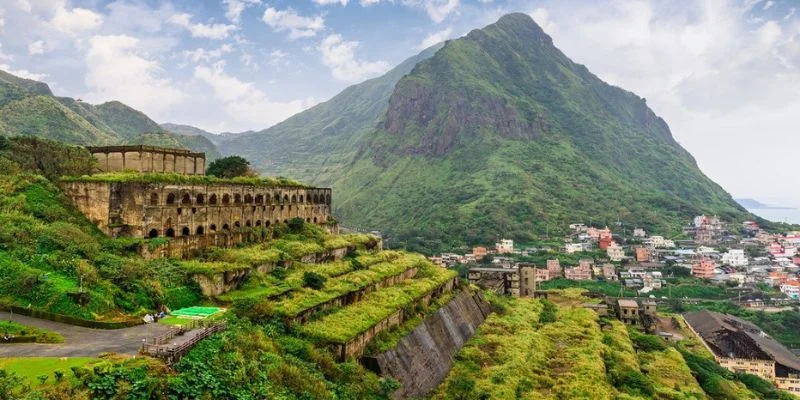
[146,217,321,238]
[151,192,331,207]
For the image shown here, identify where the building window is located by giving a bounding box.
[265,221,271,227]
[283,195,289,203]
[196,194,205,204]
[166,193,176,205]
[148,229,159,238]
[181,227,190,236]
[265,194,271,204]
[291,195,297,203]
[313,195,319,204]
[222,224,230,231]
[196,226,204,235]
[210,224,217,232]
[222,194,231,205]
[255,194,264,204]
[209,194,218,205]
[234,194,242,204]
[245,220,252,227]
[166,228,175,237]
[314,217,318,223]
[245,194,253,204]
[149,193,159,206]
[181,193,191,205]
[256,220,262,226]
[299,195,304,203]
[234,221,241,228]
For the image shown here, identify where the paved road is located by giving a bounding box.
[0,312,173,357]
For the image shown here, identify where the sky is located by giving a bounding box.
[0,0,799,203]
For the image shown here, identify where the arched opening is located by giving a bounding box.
[283,195,289,203]
[291,195,297,203]
[283,219,288,224]
[265,194,271,203]
[234,194,242,204]
[255,194,264,204]
[244,194,253,204]
[166,228,175,237]
[222,194,231,205]
[314,217,318,223]
[245,220,252,227]
[196,226,205,235]
[181,193,191,205]
[234,221,241,228]
[275,193,281,203]
[209,194,218,205]
[196,194,205,204]
[148,229,159,238]
[306,218,311,223]
[299,195,304,203]
[265,221,271,227]
[149,193,159,206]
[177,208,182,215]
[256,220,262,226]
[166,193,176,205]
[326,195,330,204]
[181,226,190,236]
[313,195,319,204]
[210,224,217,232]
[222,224,230,231]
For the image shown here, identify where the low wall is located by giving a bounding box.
[192,269,252,297]
[290,267,420,324]
[365,290,492,398]
[300,247,349,264]
[0,305,143,329]
[141,229,269,260]
[332,278,459,360]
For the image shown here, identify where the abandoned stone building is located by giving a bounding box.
[88,145,206,175]
[684,310,800,393]
[61,146,333,256]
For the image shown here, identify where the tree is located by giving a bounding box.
[206,156,252,178]
[302,271,327,290]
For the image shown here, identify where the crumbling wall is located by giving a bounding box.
[370,290,492,398]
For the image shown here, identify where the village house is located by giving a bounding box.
[780,281,800,300]
[472,246,488,260]
[722,248,748,267]
[692,257,717,279]
[633,228,646,238]
[564,243,584,254]
[535,268,550,282]
[607,242,624,262]
[546,259,562,278]
[634,246,650,263]
[602,264,617,281]
[564,264,592,281]
[496,239,514,254]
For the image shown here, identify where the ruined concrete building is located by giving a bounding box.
[61,146,333,257]
[684,310,800,393]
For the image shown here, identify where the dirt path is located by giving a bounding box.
[0,311,174,357]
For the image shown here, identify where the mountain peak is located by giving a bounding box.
[469,12,553,48]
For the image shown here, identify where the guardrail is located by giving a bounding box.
[140,321,227,365]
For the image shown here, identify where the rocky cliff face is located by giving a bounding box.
[369,291,492,398]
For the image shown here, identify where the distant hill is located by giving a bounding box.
[222,14,752,251]
[0,69,220,158]
[735,198,796,210]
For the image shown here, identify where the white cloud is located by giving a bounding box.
[417,27,452,50]
[223,0,260,23]
[262,7,325,39]
[193,61,315,128]
[314,0,349,5]
[28,40,45,55]
[763,1,775,10]
[0,63,47,80]
[84,35,184,117]
[50,5,103,34]
[182,44,234,63]
[168,13,236,40]
[319,34,390,82]
[424,0,459,23]
[528,7,556,34]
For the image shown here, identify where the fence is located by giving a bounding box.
[140,320,227,365]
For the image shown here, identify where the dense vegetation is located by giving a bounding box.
[206,155,253,178]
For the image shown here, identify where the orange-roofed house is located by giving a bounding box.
[692,257,716,279]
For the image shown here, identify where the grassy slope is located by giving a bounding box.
[0,358,98,387]
[0,96,118,145]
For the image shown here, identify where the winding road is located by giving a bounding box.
[0,312,173,357]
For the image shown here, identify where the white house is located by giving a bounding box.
[496,239,514,254]
[633,228,646,238]
[780,282,800,299]
[722,249,748,267]
[565,243,584,254]
[607,242,624,262]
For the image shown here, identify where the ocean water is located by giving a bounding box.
[747,208,800,225]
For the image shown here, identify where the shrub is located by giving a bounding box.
[539,299,557,324]
[303,271,327,290]
[288,217,305,233]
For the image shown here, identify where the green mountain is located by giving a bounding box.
[161,122,222,144]
[227,14,750,251]
[0,69,220,157]
[220,43,443,181]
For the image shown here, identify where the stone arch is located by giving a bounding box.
[149,193,159,206]
[166,193,177,205]
[181,193,191,205]
[291,194,297,203]
[234,221,241,228]
[181,226,190,236]
[209,194,218,205]
[255,220,262,227]
[196,226,205,235]
[283,219,288,224]
[166,228,175,237]
[222,194,231,205]
[196,194,205,204]
[210,224,217,232]
[265,194,271,203]
[222,223,230,231]
[255,194,264,204]
[234,194,242,204]
[299,195,304,203]
[326,194,331,204]
[245,220,252,227]
[314,217,318,223]
[148,229,159,238]
[306,217,311,223]
[244,194,253,204]
[283,194,289,203]
[265,221,271,227]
